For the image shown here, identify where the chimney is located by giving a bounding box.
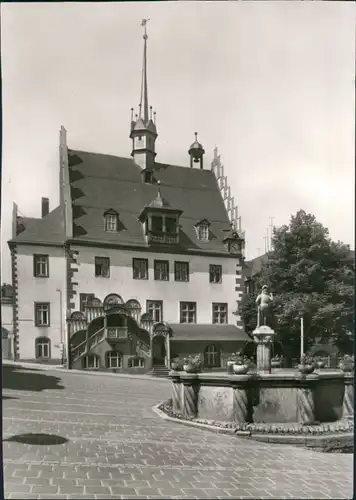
[41,197,49,218]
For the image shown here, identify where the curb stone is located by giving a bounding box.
[153,402,354,450]
[152,402,238,435]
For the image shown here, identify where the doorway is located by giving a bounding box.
[152,335,166,366]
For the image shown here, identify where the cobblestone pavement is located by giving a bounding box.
[3,364,354,499]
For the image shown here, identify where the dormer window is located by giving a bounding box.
[104,209,119,232]
[195,219,210,242]
[138,186,183,245]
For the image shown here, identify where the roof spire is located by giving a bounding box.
[140,18,150,124]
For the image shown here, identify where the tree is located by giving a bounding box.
[240,210,354,358]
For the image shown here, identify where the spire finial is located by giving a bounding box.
[141,18,150,39]
[195,132,198,141]
[139,18,150,122]
[157,180,162,199]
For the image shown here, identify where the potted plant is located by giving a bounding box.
[338,354,354,373]
[314,356,326,369]
[227,353,238,374]
[171,357,183,371]
[233,352,250,375]
[298,354,315,375]
[183,354,202,373]
[271,354,283,368]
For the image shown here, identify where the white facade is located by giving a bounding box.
[1,302,13,334]
[14,240,242,360]
[16,244,66,360]
[72,245,240,324]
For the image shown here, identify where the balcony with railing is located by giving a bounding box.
[106,326,129,341]
[147,230,179,245]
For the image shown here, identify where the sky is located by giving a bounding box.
[1,1,355,283]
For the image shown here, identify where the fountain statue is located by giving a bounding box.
[253,285,276,373]
[256,285,273,327]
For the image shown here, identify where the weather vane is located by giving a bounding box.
[141,18,150,39]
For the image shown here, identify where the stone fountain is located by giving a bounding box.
[168,283,354,439]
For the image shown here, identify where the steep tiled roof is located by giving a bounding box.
[169,324,251,342]
[68,149,232,253]
[243,253,269,279]
[9,207,65,246]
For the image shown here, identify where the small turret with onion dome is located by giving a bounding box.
[188,132,205,169]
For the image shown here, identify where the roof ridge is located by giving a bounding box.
[68,149,133,161]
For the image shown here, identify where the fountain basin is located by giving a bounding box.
[169,370,353,424]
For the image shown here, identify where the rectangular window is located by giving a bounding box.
[95,257,110,278]
[147,300,163,323]
[174,261,189,282]
[35,303,50,326]
[36,339,50,358]
[133,258,148,280]
[80,293,95,312]
[129,357,145,368]
[84,355,100,369]
[105,214,117,232]
[151,216,163,232]
[33,255,49,277]
[209,264,222,283]
[107,353,122,368]
[154,260,169,281]
[212,303,228,324]
[198,224,209,241]
[180,302,196,324]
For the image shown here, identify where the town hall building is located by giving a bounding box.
[8,23,250,374]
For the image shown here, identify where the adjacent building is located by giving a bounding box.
[1,284,14,359]
[8,24,251,373]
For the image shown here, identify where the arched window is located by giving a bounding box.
[106,351,122,369]
[204,344,220,368]
[83,354,100,369]
[126,299,142,324]
[35,337,51,359]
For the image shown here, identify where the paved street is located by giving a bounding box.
[3,364,354,499]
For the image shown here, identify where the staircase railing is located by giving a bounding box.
[71,326,106,362]
[88,327,106,349]
[137,340,151,358]
[71,340,87,362]
[71,326,152,363]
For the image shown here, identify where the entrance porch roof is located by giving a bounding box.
[169,324,251,342]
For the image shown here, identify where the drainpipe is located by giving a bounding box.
[56,288,65,366]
